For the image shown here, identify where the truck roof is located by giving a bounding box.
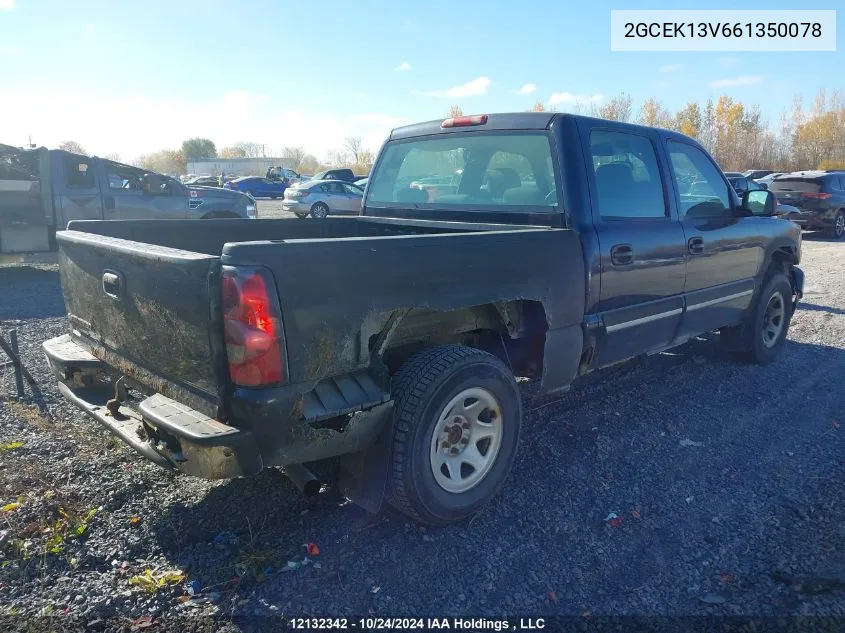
[388,112,691,142]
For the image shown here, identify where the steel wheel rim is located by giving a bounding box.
[836,213,845,237]
[762,292,785,349]
[429,387,503,494]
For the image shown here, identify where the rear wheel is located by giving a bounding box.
[310,202,329,219]
[832,211,845,239]
[387,345,522,526]
[721,271,793,365]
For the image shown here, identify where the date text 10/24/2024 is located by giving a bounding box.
[288,618,546,631]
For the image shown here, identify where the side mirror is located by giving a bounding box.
[742,189,774,216]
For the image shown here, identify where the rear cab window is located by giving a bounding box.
[365,132,557,214]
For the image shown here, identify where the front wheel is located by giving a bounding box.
[721,272,793,365]
[387,345,522,526]
[310,202,330,219]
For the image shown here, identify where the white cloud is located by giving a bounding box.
[0,45,21,57]
[0,0,15,10]
[395,61,412,72]
[517,83,537,94]
[0,89,402,161]
[659,64,682,73]
[708,75,762,88]
[548,92,603,106]
[717,56,740,67]
[419,76,491,98]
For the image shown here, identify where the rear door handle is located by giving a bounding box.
[688,237,705,254]
[610,243,634,266]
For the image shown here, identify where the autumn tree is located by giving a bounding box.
[219,145,247,159]
[593,93,633,122]
[447,104,463,118]
[137,149,186,175]
[674,102,702,138]
[181,138,217,162]
[59,141,87,155]
[530,100,546,112]
[638,98,672,128]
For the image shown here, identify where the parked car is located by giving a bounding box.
[265,166,302,185]
[766,171,845,238]
[0,146,255,255]
[755,172,786,189]
[184,175,222,187]
[743,169,775,180]
[354,178,368,189]
[281,179,363,218]
[312,168,358,182]
[43,112,803,527]
[727,175,766,195]
[224,176,287,199]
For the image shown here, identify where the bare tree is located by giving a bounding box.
[104,152,121,163]
[58,141,87,155]
[281,146,307,169]
[592,93,633,122]
[447,104,464,118]
[219,145,247,159]
[235,142,265,158]
[343,136,364,166]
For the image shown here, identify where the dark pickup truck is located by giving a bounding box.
[0,145,256,255]
[44,113,804,526]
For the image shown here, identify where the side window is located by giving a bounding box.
[105,161,143,191]
[666,141,731,218]
[64,155,94,189]
[589,129,666,219]
[342,184,360,195]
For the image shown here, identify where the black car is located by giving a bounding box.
[743,169,775,181]
[767,171,845,238]
[728,175,766,194]
[313,168,357,182]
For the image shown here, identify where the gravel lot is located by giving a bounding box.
[1,226,844,630]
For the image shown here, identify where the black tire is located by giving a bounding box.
[310,202,329,219]
[387,345,522,526]
[294,212,309,220]
[721,271,793,365]
[832,211,845,239]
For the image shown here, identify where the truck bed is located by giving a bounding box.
[56,217,585,425]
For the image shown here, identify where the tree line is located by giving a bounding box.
[55,89,845,176]
[451,89,845,172]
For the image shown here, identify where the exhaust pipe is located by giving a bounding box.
[283,463,322,497]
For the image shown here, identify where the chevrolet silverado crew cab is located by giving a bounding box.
[0,145,256,255]
[44,113,803,526]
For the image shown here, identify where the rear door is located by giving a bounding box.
[101,161,187,220]
[54,153,104,228]
[665,139,760,339]
[580,122,687,366]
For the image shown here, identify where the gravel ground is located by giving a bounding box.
[1,232,844,631]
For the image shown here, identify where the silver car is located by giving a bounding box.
[282,179,363,219]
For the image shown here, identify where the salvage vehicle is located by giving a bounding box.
[43,113,803,526]
[767,171,845,239]
[0,145,256,255]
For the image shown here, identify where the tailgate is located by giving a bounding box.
[57,229,223,411]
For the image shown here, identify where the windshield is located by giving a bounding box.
[366,132,556,210]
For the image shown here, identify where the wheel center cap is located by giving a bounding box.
[447,425,463,445]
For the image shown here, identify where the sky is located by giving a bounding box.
[0,0,842,162]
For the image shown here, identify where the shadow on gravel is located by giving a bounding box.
[799,302,845,316]
[801,232,843,243]
[0,266,66,320]
[143,333,845,616]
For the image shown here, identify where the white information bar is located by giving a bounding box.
[610,10,836,51]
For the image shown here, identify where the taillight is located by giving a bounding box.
[221,267,285,387]
[802,192,832,199]
[441,114,488,128]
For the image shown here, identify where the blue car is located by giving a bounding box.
[224,176,287,199]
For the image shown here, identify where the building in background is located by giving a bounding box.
[186,157,283,177]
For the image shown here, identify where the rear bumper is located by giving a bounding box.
[43,334,262,479]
